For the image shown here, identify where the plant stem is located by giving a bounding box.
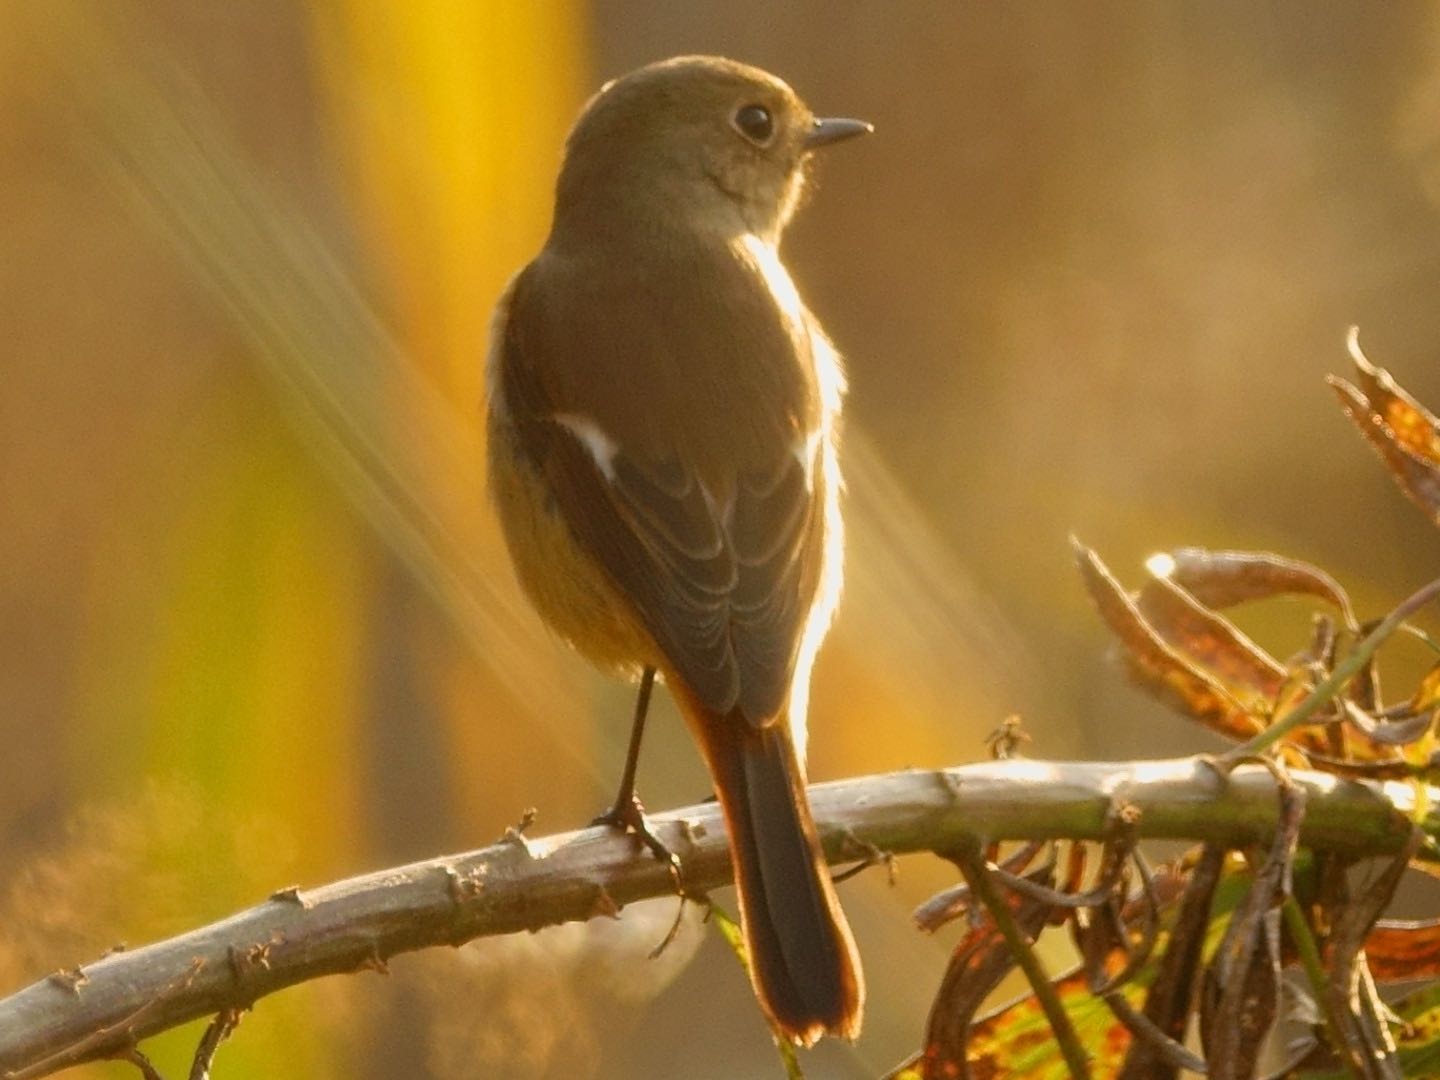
[956,841,1092,1080]
[1282,897,1364,1079]
[1231,574,1440,758]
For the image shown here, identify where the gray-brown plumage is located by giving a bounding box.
[487,55,869,1045]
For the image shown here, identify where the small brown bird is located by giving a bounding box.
[486,55,869,1044]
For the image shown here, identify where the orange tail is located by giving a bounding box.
[690,709,864,1046]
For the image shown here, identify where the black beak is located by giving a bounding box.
[804,117,873,149]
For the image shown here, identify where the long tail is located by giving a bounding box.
[690,709,864,1046]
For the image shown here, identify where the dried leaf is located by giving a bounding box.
[1306,832,1422,1076]
[1157,548,1357,629]
[1078,541,1426,764]
[963,967,1138,1080]
[1331,834,1424,984]
[1409,663,1440,716]
[1075,541,1265,741]
[1342,699,1435,748]
[1329,331,1440,526]
[1203,909,1281,1079]
[1382,982,1440,1076]
[1267,982,1440,1077]
[1135,573,1288,701]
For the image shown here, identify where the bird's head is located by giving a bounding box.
[553,55,870,245]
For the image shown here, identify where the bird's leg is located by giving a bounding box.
[592,666,682,881]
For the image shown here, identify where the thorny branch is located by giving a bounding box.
[0,758,1430,1078]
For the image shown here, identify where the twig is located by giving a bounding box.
[1325,829,1422,1078]
[1204,767,1304,1079]
[188,1009,242,1080]
[115,1049,163,1080]
[915,842,1048,932]
[1117,845,1225,1080]
[1087,849,1161,995]
[956,840,1092,1079]
[1100,989,1207,1074]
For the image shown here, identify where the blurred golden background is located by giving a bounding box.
[3,3,1439,1077]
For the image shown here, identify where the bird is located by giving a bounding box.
[485,54,870,1045]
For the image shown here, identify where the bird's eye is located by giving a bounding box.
[733,104,774,144]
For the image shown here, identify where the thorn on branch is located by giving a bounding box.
[47,967,89,998]
[443,863,487,905]
[227,938,276,984]
[355,946,389,975]
[590,883,622,920]
[503,807,538,843]
[268,885,308,908]
[11,958,207,1080]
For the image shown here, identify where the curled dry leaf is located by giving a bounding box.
[914,856,1197,1080]
[1342,699,1435,748]
[1336,654,1440,762]
[1198,780,1303,1079]
[1134,574,1287,703]
[1330,329,1440,527]
[1158,548,1358,631]
[1359,915,1440,990]
[1074,541,1268,742]
[1078,541,1424,766]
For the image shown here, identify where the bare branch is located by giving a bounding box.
[0,757,1432,1078]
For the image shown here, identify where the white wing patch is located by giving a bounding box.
[553,412,620,481]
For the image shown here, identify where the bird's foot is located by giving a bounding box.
[593,792,684,887]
